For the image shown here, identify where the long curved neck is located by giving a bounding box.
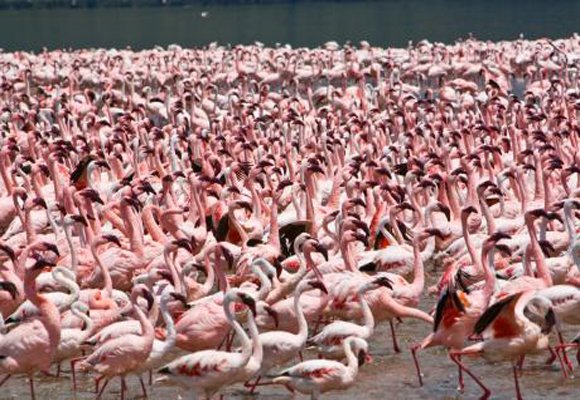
[462,214,483,274]
[0,152,14,195]
[158,298,176,353]
[343,341,359,375]
[526,218,552,286]
[200,252,215,296]
[143,204,168,244]
[91,242,113,298]
[445,179,461,220]
[408,242,425,293]
[63,223,78,273]
[478,195,496,234]
[54,269,79,305]
[267,198,280,250]
[164,248,183,295]
[563,203,576,253]
[305,173,318,234]
[252,265,271,301]
[228,207,249,248]
[24,206,37,243]
[358,287,375,332]
[24,270,61,356]
[134,301,154,344]
[224,297,251,366]
[294,285,309,342]
[340,239,357,272]
[480,245,497,304]
[73,306,93,334]
[246,311,262,365]
[121,201,145,257]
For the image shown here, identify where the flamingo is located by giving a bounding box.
[450,291,556,400]
[79,284,155,399]
[157,288,259,399]
[0,256,61,400]
[273,336,370,399]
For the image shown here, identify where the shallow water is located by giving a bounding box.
[1,272,579,399]
[1,0,580,51]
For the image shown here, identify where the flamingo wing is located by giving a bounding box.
[474,292,523,338]
[278,359,345,380]
[433,287,466,332]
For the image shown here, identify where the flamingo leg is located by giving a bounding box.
[555,343,578,377]
[121,377,127,400]
[512,364,523,400]
[449,352,490,399]
[148,369,153,385]
[410,345,424,386]
[0,375,12,388]
[226,330,236,351]
[95,375,105,394]
[56,363,61,377]
[298,351,304,362]
[557,332,574,371]
[70,356,86,391]
[389,320,401,353]
[29,376,36,400]
[311,315,323,336]
[244,376,261,393]
[96,378,109,399]
[457,359,464,392]
[139,375,148,398]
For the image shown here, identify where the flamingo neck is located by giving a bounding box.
[142,204,168,244]
[121,201,145,257]
[91,242,113,298]
[164,248,183,295]
[526,218,552,286]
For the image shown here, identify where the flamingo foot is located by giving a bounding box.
[410,344,424,386]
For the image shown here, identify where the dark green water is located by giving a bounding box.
[0,0,579,51]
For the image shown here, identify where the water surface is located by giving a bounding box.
[0,0,579,51]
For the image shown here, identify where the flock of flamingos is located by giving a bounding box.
[0,35,579,400]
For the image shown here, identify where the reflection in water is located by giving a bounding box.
[0,0,579,51]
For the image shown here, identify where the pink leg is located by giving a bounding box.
[121,377,127,400]
[0,375,12,388]
[139,375,148,398]
[457,359,464,392]
[410,345,424,386]
[544,345,558,365]
[389,320,400,353]
[95,375,105,394]
[449,352,490,399]
[555,343,578,377]
[29,376,36,400]
[96,378,109,399]
[558,332,574,371]
[70,356,86,391]
[148,369,153,385]
[246,376,261,393]
[298,351,304,362]
[226,330,236,351]
[513,364,523,400]
[312,315,323,336]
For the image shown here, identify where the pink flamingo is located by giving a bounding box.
[0,255,61,400]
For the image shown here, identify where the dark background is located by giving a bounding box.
[0,0,578,51]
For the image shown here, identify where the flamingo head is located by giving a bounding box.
[237,291,257,316]
[0,281,18,300]
[307,279,328,294]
